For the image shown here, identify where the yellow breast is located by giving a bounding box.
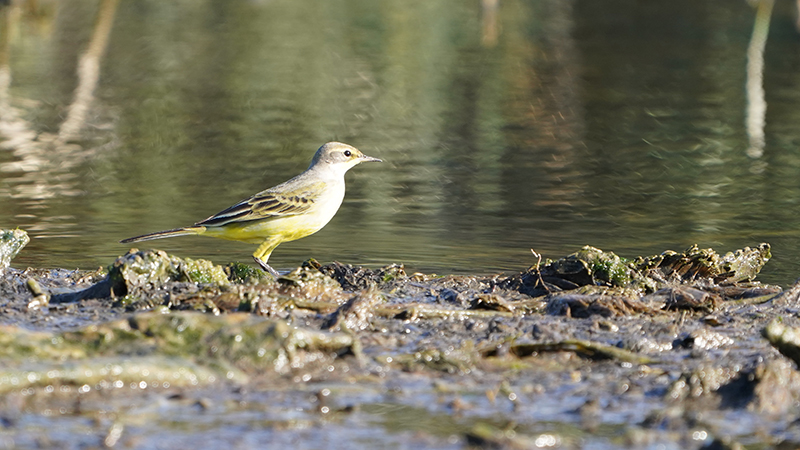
[201,181,346,245]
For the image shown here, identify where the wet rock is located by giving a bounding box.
[107,249,230,289]
[52,249,230,303]
[718,244,773,283]
[0,229,29,273]
[634,243,770,285]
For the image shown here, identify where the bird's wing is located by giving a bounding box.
[195,181,325,227]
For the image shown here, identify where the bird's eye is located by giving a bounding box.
[344,150,352,157]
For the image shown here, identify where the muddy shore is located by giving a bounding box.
[1,230,799,449]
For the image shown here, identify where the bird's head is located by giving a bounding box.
[309,142,382,173]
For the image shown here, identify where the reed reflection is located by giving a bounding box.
[58,0,118,143]
[745,0,773,159]
[0,0,117,206]
[0,0,118,244]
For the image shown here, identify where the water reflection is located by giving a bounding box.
[0,0,116,200]
[58,0,117,143]
[0,0,799,284]
[745,0,773,159]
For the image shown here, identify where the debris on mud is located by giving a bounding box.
[1,241,798,449]
[504,243,773,300]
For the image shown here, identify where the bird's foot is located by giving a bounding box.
[253,256,280,277]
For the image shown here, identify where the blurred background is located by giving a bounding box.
[1,0,799,285]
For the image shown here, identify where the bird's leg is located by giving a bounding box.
[253,237,282,277]
[253,256,280,277]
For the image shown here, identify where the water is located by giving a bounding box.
[1,0,799,285]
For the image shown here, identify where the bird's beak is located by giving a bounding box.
[360,154,382,163]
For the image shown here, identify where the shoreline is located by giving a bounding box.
[1,233,798,449]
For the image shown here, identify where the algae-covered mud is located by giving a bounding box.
[2,230,800,449]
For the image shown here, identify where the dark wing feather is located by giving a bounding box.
[195,183,322,227]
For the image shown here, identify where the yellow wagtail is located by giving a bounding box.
[120,142,381,276]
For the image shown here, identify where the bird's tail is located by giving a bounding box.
[120,226,206,244]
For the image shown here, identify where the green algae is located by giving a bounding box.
[108,249,230,290]
[574,246,636,287]
[180,257,230,285]
[541,245,653,292]
[225,261,268,284]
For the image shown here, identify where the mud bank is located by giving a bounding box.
[1,231,799,449]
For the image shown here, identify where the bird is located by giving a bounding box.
[120,142,381,276]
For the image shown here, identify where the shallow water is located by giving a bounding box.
[1,0,799,285]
